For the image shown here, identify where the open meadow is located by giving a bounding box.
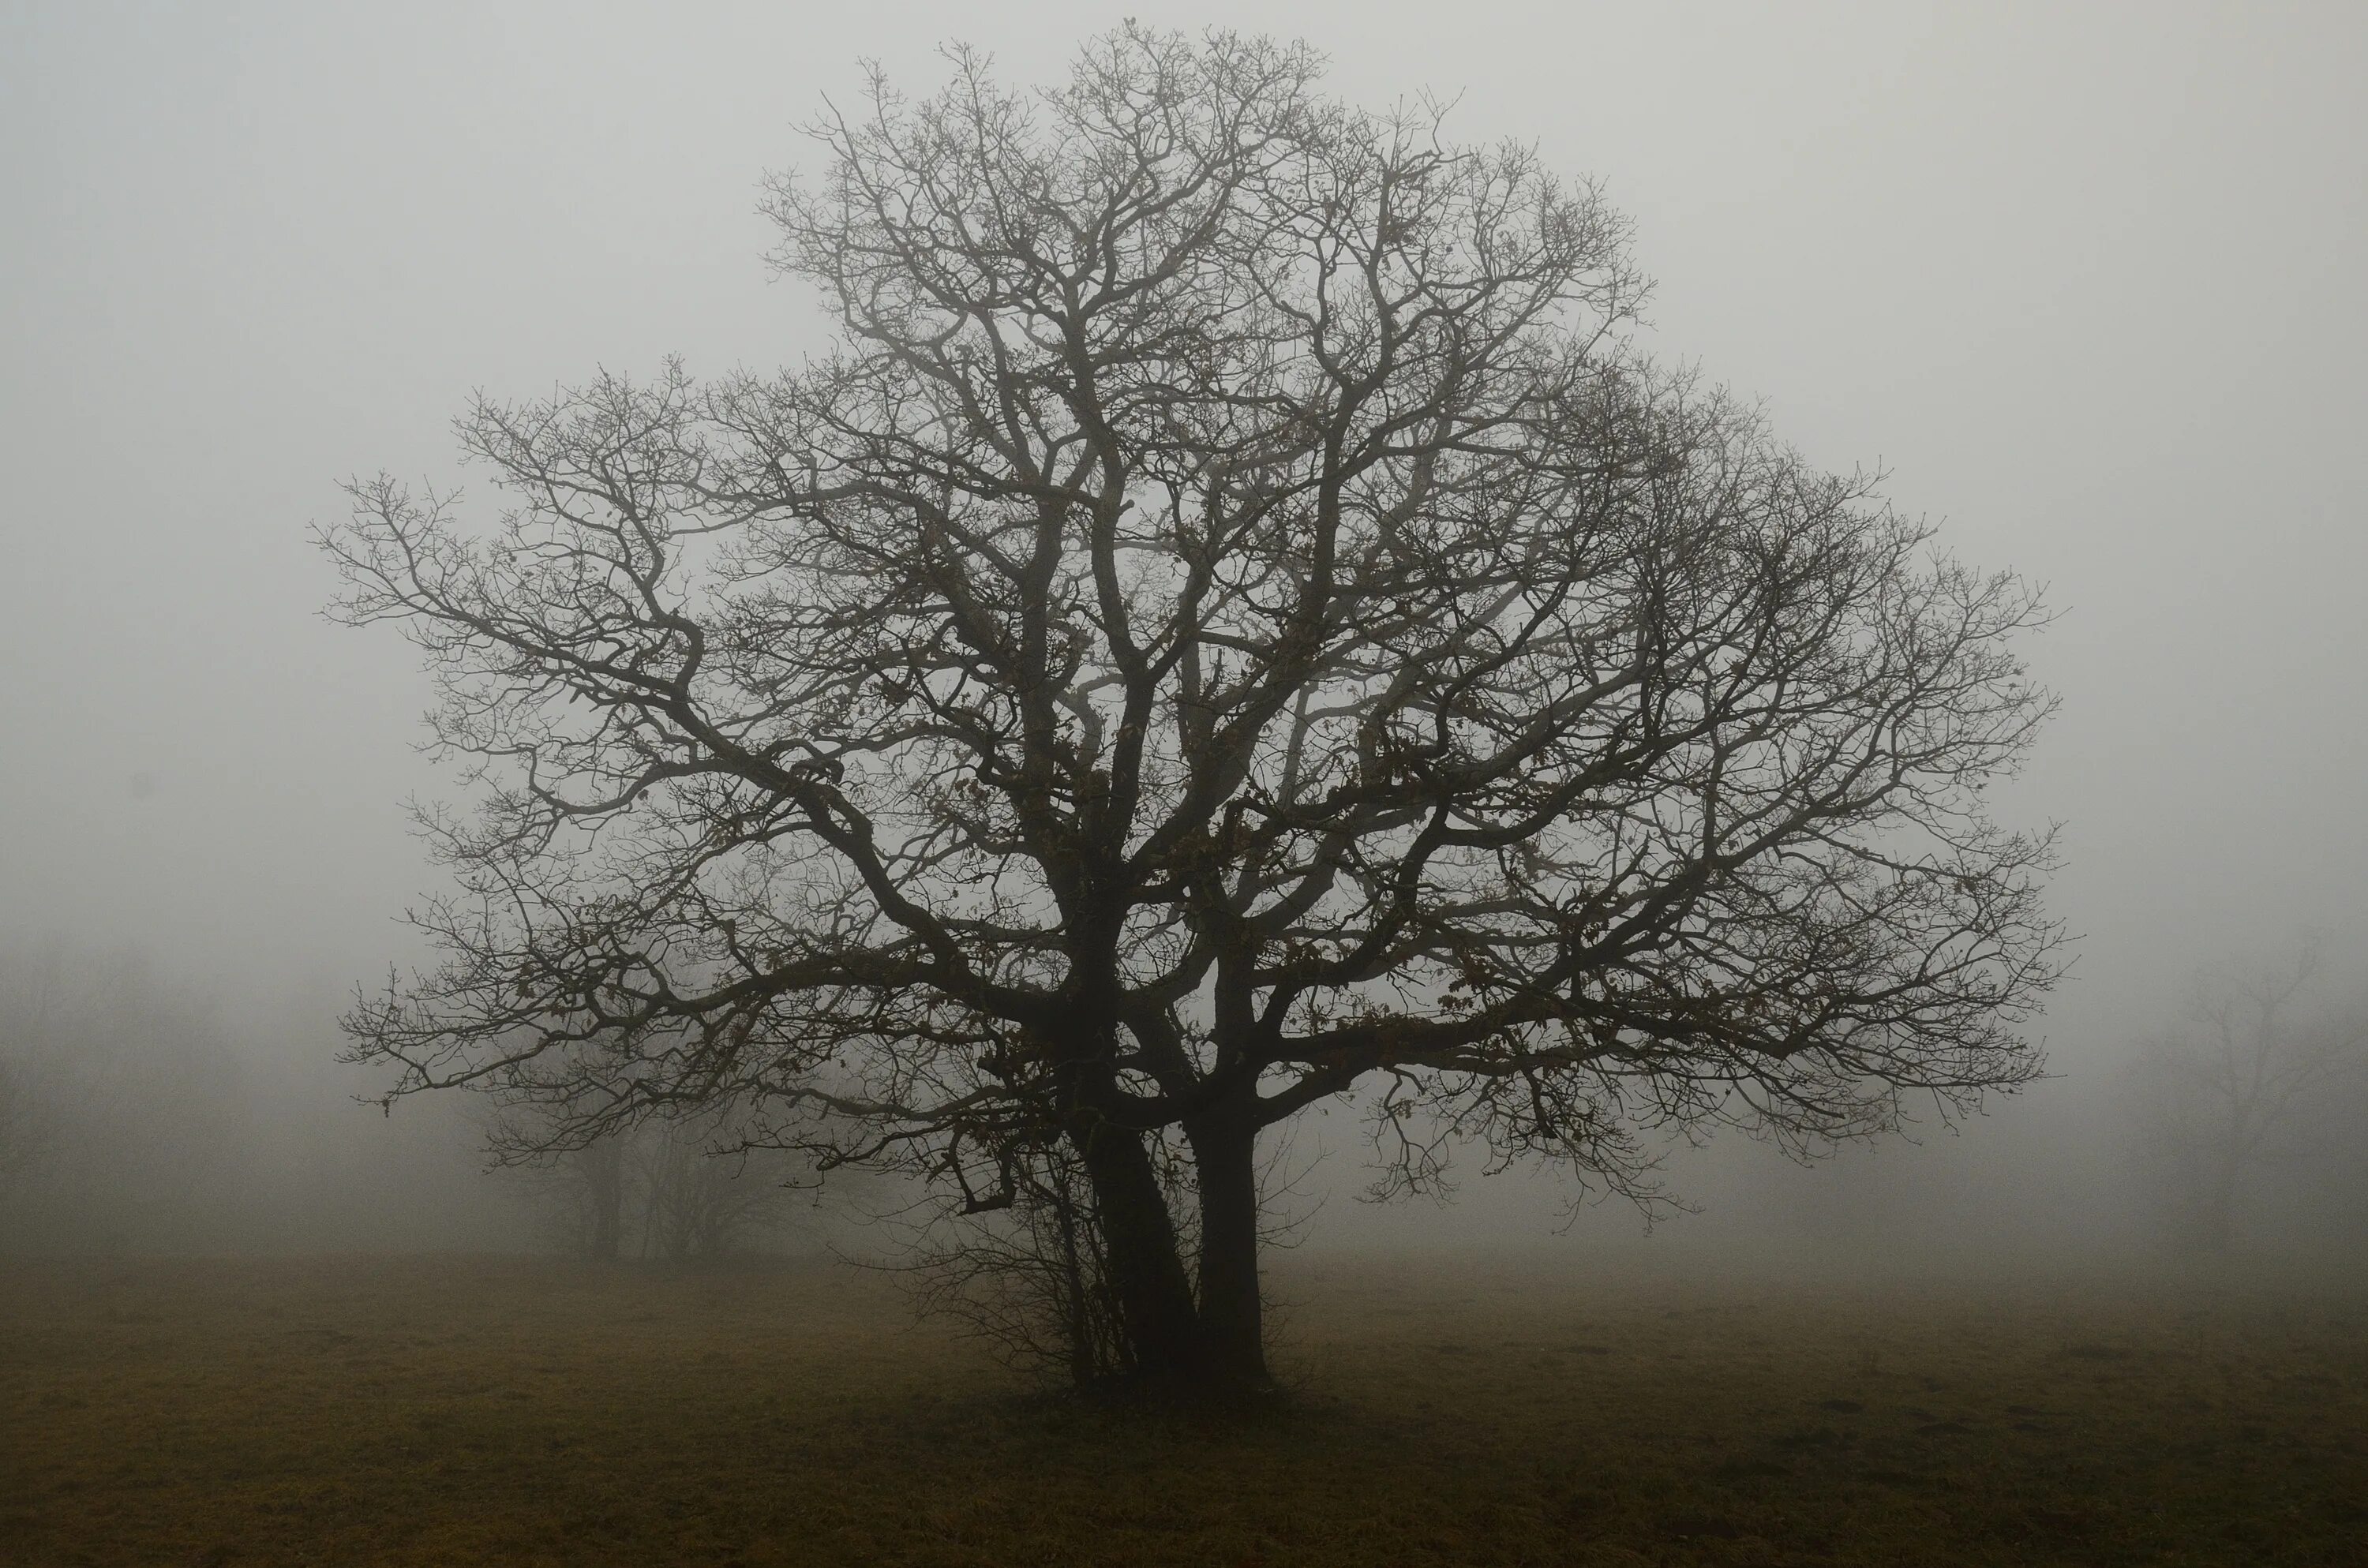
[3,1252,2364,1566]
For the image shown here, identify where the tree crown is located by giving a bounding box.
[324,25,2062,1214]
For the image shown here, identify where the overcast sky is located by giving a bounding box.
[4,0,2362,1082]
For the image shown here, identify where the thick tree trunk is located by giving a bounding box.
[1065,1107,1203,1383]
[1188,1114,1268,1390]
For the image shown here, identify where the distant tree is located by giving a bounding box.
[0,952,106,1226]
[0,944,250,1253]
[631,1115,810,1262]
[0,1053,49,1207]
[324,26,2063,1393]
[2126,945,2368,1252]
[500,1103,812,1263]
[574,1132,628,1261]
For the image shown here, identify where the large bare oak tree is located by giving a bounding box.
[324,28,2062,1392]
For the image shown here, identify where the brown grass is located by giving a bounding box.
[2,1251,2363,1566]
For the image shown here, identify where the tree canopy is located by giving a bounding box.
[324,26,2063,1390]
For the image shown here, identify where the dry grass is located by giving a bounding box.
[2,1251,2363,1566]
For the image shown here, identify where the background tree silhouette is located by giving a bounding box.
[323,25,2063,1393]
[2125,944,2368,1252]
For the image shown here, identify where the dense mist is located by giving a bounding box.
[4,1,2364,1278]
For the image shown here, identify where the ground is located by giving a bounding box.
[2,1251,2363,1566]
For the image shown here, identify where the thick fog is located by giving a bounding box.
[3,1,2363,1269]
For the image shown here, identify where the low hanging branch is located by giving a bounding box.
[323,24,2063,1391]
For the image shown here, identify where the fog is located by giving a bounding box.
[3,0,2364,1274]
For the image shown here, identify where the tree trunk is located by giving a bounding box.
[1065,1108,1203,1384]
[1188,1113,1269,1390]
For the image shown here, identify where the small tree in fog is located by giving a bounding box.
[568,1133,628,1261]
[500,1110,809,1263]
[2126,945,2368,1252]
[631,1117,809,1261]
[324,27,2062,1392]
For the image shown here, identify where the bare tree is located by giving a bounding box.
[631,1114,808,1261]
[323,27,2062,1392]
[2126,945,2368,1252]
[496,1098,808,1263]
[570,1132,629,1260]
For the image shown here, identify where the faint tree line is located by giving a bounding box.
[0,942,254,1253]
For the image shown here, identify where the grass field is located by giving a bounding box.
[2,1252,2364,1566]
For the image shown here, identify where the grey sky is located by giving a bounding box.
[3,0,2362,1083]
